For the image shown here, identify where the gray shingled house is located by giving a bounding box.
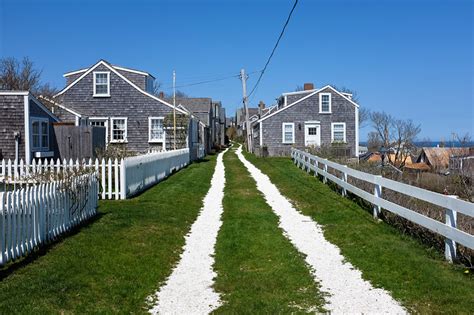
[252,84,360,157]
[0,91,59,162]
[50,59,202,154]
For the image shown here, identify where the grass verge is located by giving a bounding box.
[213,147,326,313]
[0,156,216,314]
[244,152,474,314]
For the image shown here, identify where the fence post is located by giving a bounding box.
[323,161,328,184]
[445,195,458,262]
[373,175,382,219]
[120,159,126,200]
[341,165,348,196]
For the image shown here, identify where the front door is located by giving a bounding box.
[304,123,321,147]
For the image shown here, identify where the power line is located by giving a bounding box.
[247,0,299,98]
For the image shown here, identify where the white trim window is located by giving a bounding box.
[149,117,165,142]
[319,93,332,113]
[282,122,295,144]
[89,117,109,143]
[93,71,110,97]
[110,117,127,142]
[331,122,346,143]
[31,117,49,150]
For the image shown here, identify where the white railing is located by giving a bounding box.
[291,148,474,262]
[122,148,190,198]
[0,173,99,266]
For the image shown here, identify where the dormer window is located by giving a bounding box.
[93,71,110,97]
[319,93,332,113]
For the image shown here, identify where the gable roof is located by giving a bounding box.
[168,97,213,113]
[257,85,359,123]
[418,147,471,169]
[53,60,187,115]
[63,64,155,79]
[38,95,83,118]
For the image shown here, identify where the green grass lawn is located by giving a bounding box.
[0,156,217,314]
[213,147,326,313]
[244,151,474,314]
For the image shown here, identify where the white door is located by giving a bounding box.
[305,123,321,147]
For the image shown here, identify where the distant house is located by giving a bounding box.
[416,147,470,172]
[235,107,259,137]
[50,59,202,154]
[0,91,59,162]
[252,84,359,157]
[449,148,474,178]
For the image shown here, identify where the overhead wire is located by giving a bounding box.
[247,0,299,99]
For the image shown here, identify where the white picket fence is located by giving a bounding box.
[291,148,474,262]
[0,158,123,200]
[0,148,196,200]
[0,173,99,266]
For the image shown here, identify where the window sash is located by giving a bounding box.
[94,72,109,95]
[149,118,164,141]
[332,123,346,142]
[282,123,294,143]
[320,93,331,113]
[31,119,49,149]
[111,118,126,141]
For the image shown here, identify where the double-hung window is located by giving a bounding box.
[331,122,346,143]
[319,93,332,113]
[111,117,127,142]
[93,71,110,97]
[149,117,165,142]
[282,122,295,144]
[31,118,49,150]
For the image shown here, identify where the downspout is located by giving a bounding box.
[14,132,20,162]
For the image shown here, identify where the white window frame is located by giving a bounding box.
[110,117,128,143]
[331,122,346,143]
[93,71,110,97]
[148,116,166,143]
[319,93,332,113]
[282,122,295,144]
[30,117,50,151]
[89,117,109,143]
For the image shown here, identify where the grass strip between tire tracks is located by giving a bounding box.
[213,146,326,313]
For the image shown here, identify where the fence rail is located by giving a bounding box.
[291,148,474,262]
[0,173,98,266]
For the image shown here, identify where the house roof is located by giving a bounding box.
[404,162,431,171]
[418,147,471,169]
[63,64,155,79]
[53,60,187,115]
[169,98,213,113]
[257,85,359,123]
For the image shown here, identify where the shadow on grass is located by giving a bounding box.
[0,211,107,280]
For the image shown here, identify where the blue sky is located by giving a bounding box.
[1,0,472,140]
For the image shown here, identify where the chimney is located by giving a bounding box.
[158,91,164,99]
[258,101,265,116]
[304,83,314,91]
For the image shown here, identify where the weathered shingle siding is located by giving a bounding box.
[259,88,356,156]
[116,69,147,91]
[58,64,178,153]
[0,95,25,160]
[65,72,85,86]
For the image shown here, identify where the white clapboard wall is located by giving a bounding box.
[0,173,99,266]
[291,148,474,262]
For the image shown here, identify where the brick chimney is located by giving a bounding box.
[258,101,265,116]
[158,91,164,99]
[304,83,314,91]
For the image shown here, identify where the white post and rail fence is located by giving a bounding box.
[0,148,192,200]
[291,148,474,262]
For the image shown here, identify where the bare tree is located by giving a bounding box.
[152,81,162,95]
[0,56,58,98]
[359,107,370,129]
[453,132,472,146]
[0,57,41,91]
[370,111,421,168]
[165,90,189,99]
[294,85,304,91]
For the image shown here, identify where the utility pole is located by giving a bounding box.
[173,70,177,150]
[240,68,252,152]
